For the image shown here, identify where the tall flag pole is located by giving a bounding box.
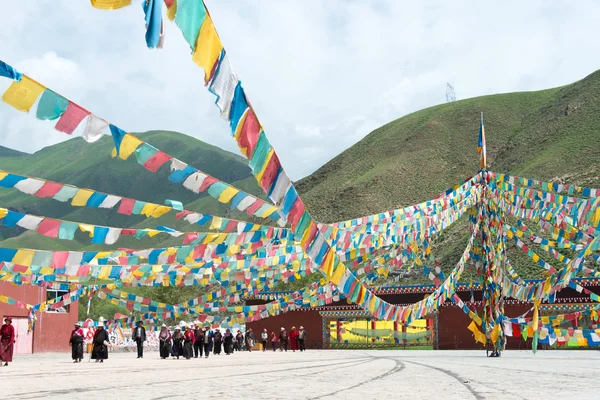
[478,112,487,170]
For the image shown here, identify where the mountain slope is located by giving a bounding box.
[297,71,600,223]
[0,130,266,245]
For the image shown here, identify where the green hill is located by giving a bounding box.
[0,130,266,246]
[297,70,600,223]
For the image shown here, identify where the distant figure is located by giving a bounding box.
[91,317,109,363]
[132,321,146,359]
[261,329,268,352]
[203,327,212,358]
[290,326,299,352]
[171,326,184,359]
[183,324,195,359]
[245,328,255,352]
[213,328,223,355]
[235,330,244,351]
[270,332,277,351]
[158,324,171,359]
[193,323,204,358]
[224,328,233,355]
[0,317,15,366]
[279,327,288,352]
[298,326,307,351]
[69,321,84,363]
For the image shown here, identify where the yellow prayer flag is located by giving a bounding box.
[118,134,143,160]
[321,249,335,277]
[140,203,158,217]
[71,189,94,207]
[151,205,171,218]
[330,262,346,286]
[39,267,54,275]
[79,224,95,237]
[259,205,278,218]
[0,172,8,181]
[13,249,35,266]
[210,217,223,230]
[191,16,223,83]
[218,186,239,203]
[0,208,8,219]
[90,0,132,10]
[2,76,46,112]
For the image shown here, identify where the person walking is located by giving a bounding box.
[171,326,184,359]
[224,329,233,355]
[91,317,109,363]
[270,331,277,351]
[203,327,212,358]
[245,328,255,352]
[193,323,204,358]
[235,330,244,351]
[132,321,146,359]
[69,321,84,363]
[290,326,299,352]
[158,324,171,359]
[261,329,268,352]
[0,317,15,366]
[213,328,223,355]
[183,324,195,359]
[298,326,307,351]
[279,327,288,352]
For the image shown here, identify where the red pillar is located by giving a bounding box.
[393,321,399,344]
[402,323,407,348]
[336,320,342,343]
[371,320,376,343]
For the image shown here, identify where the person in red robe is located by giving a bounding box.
[69,322,84,363]
[0,317,15,366]
[290,326,299,352]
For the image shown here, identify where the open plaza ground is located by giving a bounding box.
[1,350,598,399]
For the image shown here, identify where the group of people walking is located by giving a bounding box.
[66,319,309,363]
[157,323,263,360]
[266,326,307,352]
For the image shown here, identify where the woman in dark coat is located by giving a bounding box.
[235,330,244,351]
[183,325,195,360]
[171,326,184,359]
[91,321,109,363]
[69,322,84,363]
[158,324,171,359]
[213,329,223,355]
[223,329,233,355]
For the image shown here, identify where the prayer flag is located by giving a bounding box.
[2,76,46,112]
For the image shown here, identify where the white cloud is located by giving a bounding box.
[1,0,600,180]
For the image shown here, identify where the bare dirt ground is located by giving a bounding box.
[1,350,597,399]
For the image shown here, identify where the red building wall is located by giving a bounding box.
[0,282,79,352]
[246,309,324,349]
[437,303,533,350]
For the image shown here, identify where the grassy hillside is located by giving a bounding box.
[296,69,600,281]
[0,130,269,246]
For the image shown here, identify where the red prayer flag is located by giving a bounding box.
[37,219,61,238]
[245,200,263,216]
[117,198,135,215]
[54,102,90,134]
[50,251,69,268]
[34,181,63,198]
[199,176,218,192]
[260,155,281,192]
[183,233,199,244]
[238,108,261,157]
[143,151,171,173]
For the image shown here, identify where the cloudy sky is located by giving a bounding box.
[1,1,600,179]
